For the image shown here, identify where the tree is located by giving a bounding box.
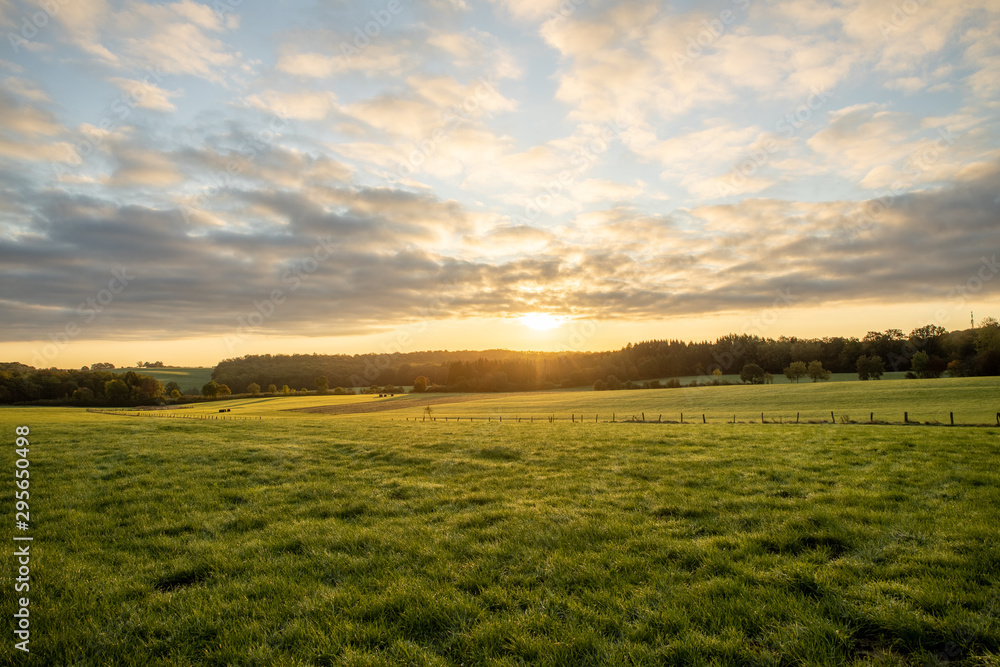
[134,376,163,403]
[170,389,182,399]
[790,340,822,363]
[910,324,947,342]
[202,380,221,398]
[315,376,329,395]
[740,363,765,384]
[412,376,429,393]
[783,361,807,382]
[165,381,181,395]
[946,360,965,377]
[72,387,95,404]
[910,350,943,378]
[856,355,884,380]
[104,378,130,404]
[217,384,231,396]
[281,385,291,395]
[976,318,1000,355]
[247,382,261,395]
[605,375,621,390]
[807,361,831,382]
[268,384,277,394]
[593,379,606,391]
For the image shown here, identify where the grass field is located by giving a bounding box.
[113,367,215,392]
[113,375,1000,426]
[658,372,910,386]
[2,379,999,665]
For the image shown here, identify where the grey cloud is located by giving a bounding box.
[2,159,1000,343]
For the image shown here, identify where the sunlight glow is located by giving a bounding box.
[518,312,566,331]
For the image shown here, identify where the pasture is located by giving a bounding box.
[113,367,216,393]
[1,378,998,665]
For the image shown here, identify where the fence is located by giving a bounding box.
[402,411,1000,426]
[85,409,1000,426]
[86,409,264,421]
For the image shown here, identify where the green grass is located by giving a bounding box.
[657,371,910,386]
[113,367,215,391]
[152,375,1000,426]
[1,381,999,665]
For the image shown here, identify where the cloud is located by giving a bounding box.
[107,77,182,112]
[807,104,998,189]
[2,0,1000,352]
[246,90,337,121]
[491,0,565,22]
[105,145,184,187]
[51,0,119,65]
[5,153,999,341]
[276,42,411,78]
[2,76,50,103]
[0,89,75,162]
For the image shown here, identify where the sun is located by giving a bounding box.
[518,312,565,331]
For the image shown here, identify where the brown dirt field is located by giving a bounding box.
[284,394,503,416]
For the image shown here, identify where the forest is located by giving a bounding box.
[210,323,1000,394]
[0,364,164,406]
[3,321,998,405]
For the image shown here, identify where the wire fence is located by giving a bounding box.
[402,411,1000,427]
[86,409,265,421]
[85,408,1000,427]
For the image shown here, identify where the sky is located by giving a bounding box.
[1,0,999,368]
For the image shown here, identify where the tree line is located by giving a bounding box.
[4,320,997,404]
[0,364,163,406]
[211,320,1000,394]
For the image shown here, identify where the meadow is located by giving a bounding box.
[112,367,216,393]
[1,378,998,665]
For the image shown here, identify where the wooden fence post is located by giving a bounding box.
[904,411,908,423]
[702,414,706,424]
[950,412,954,425]
[831,411,835,424]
